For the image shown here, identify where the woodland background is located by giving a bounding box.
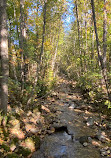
[0,0,111,157]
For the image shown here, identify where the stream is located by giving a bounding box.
[32,79,109,158]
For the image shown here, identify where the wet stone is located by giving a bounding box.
[95,130,109,143]
[83,142,88,147]
[86,117,94,126]
[69,103,76,109]
[79,136,89,144]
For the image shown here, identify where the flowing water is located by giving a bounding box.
[32,79,102,158]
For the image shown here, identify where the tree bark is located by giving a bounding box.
[75,0,82,73]
[20,0,27,91]
[103,0,107,71]
[8,19,18,81]
[0,0,9,113]
[52,25,60,74]
[27,1,47,106]
[35,0,39,54]
[40,1,47,65]
[75,0,81,55]
[91,0,111,100]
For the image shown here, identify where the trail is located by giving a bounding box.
[32,77,110,158]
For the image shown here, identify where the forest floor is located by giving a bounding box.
[0,76,111,158]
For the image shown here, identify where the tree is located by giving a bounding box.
[75,0,82,72]
[0,0,9,113]
[27,0,47,105]
[20,0,27,91]
[91,0,111,101]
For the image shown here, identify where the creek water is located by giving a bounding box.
[32,103,100,158]
[32,80,102,158]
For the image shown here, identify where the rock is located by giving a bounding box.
[52,123,67,130]
[101,151,108,156]
[79,136,92,146]
[95,130,109,143]
[72,135,75,142]
[107,150,110,154]
[83,142,88,147]
[86,117,94,126]
[47,129,55,135]
[69,103,76,109]
[31,151,44,158]
[100,147,111,157]
[79,136,89,144]
[91,140,101,147]
[10,144,16,151]
[88,137,92,143]
[77,105,87,110]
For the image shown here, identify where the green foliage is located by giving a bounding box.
[32,135,40,149]
[1,143,10,152]
[105,100,111,109]
[16,146,31,157]
[36,79,48,97]
[6,153,19,158]
[78,72,101,91]
[8,78,21,103]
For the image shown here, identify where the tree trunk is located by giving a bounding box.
[91,0,111,100]
[75,0,82,73]
[8,19,18,81]
[52,25,60,74]
[20,0,27,91]
[35,0,39,54]
[103,0,107,72]
[40,1,47,65]
[0,0,9,113]
[27,1,47,106]
[75,0,81,54]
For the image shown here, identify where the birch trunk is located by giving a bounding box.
[0,0,9,113]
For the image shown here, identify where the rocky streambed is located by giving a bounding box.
[32,78,111,158]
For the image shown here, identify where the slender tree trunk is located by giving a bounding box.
[84,1,88,55]
[40,1,47,65]
[90,28,95,70]
[27,1,47,106]
[103,0,107,73]
[91,0,103,66]
[84,2,88,72]
[75,0,81,54]
[8,19,12,77]
[35,0,39,54]
[91,29,94,60]
[0,0,9,113]
[91,0,111,100]
[20,0,27,91]
[75,0,82,73]
[8,19,18,81]
[14,7,21,81]
[34,1,47,83]
[52,25,60,73]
